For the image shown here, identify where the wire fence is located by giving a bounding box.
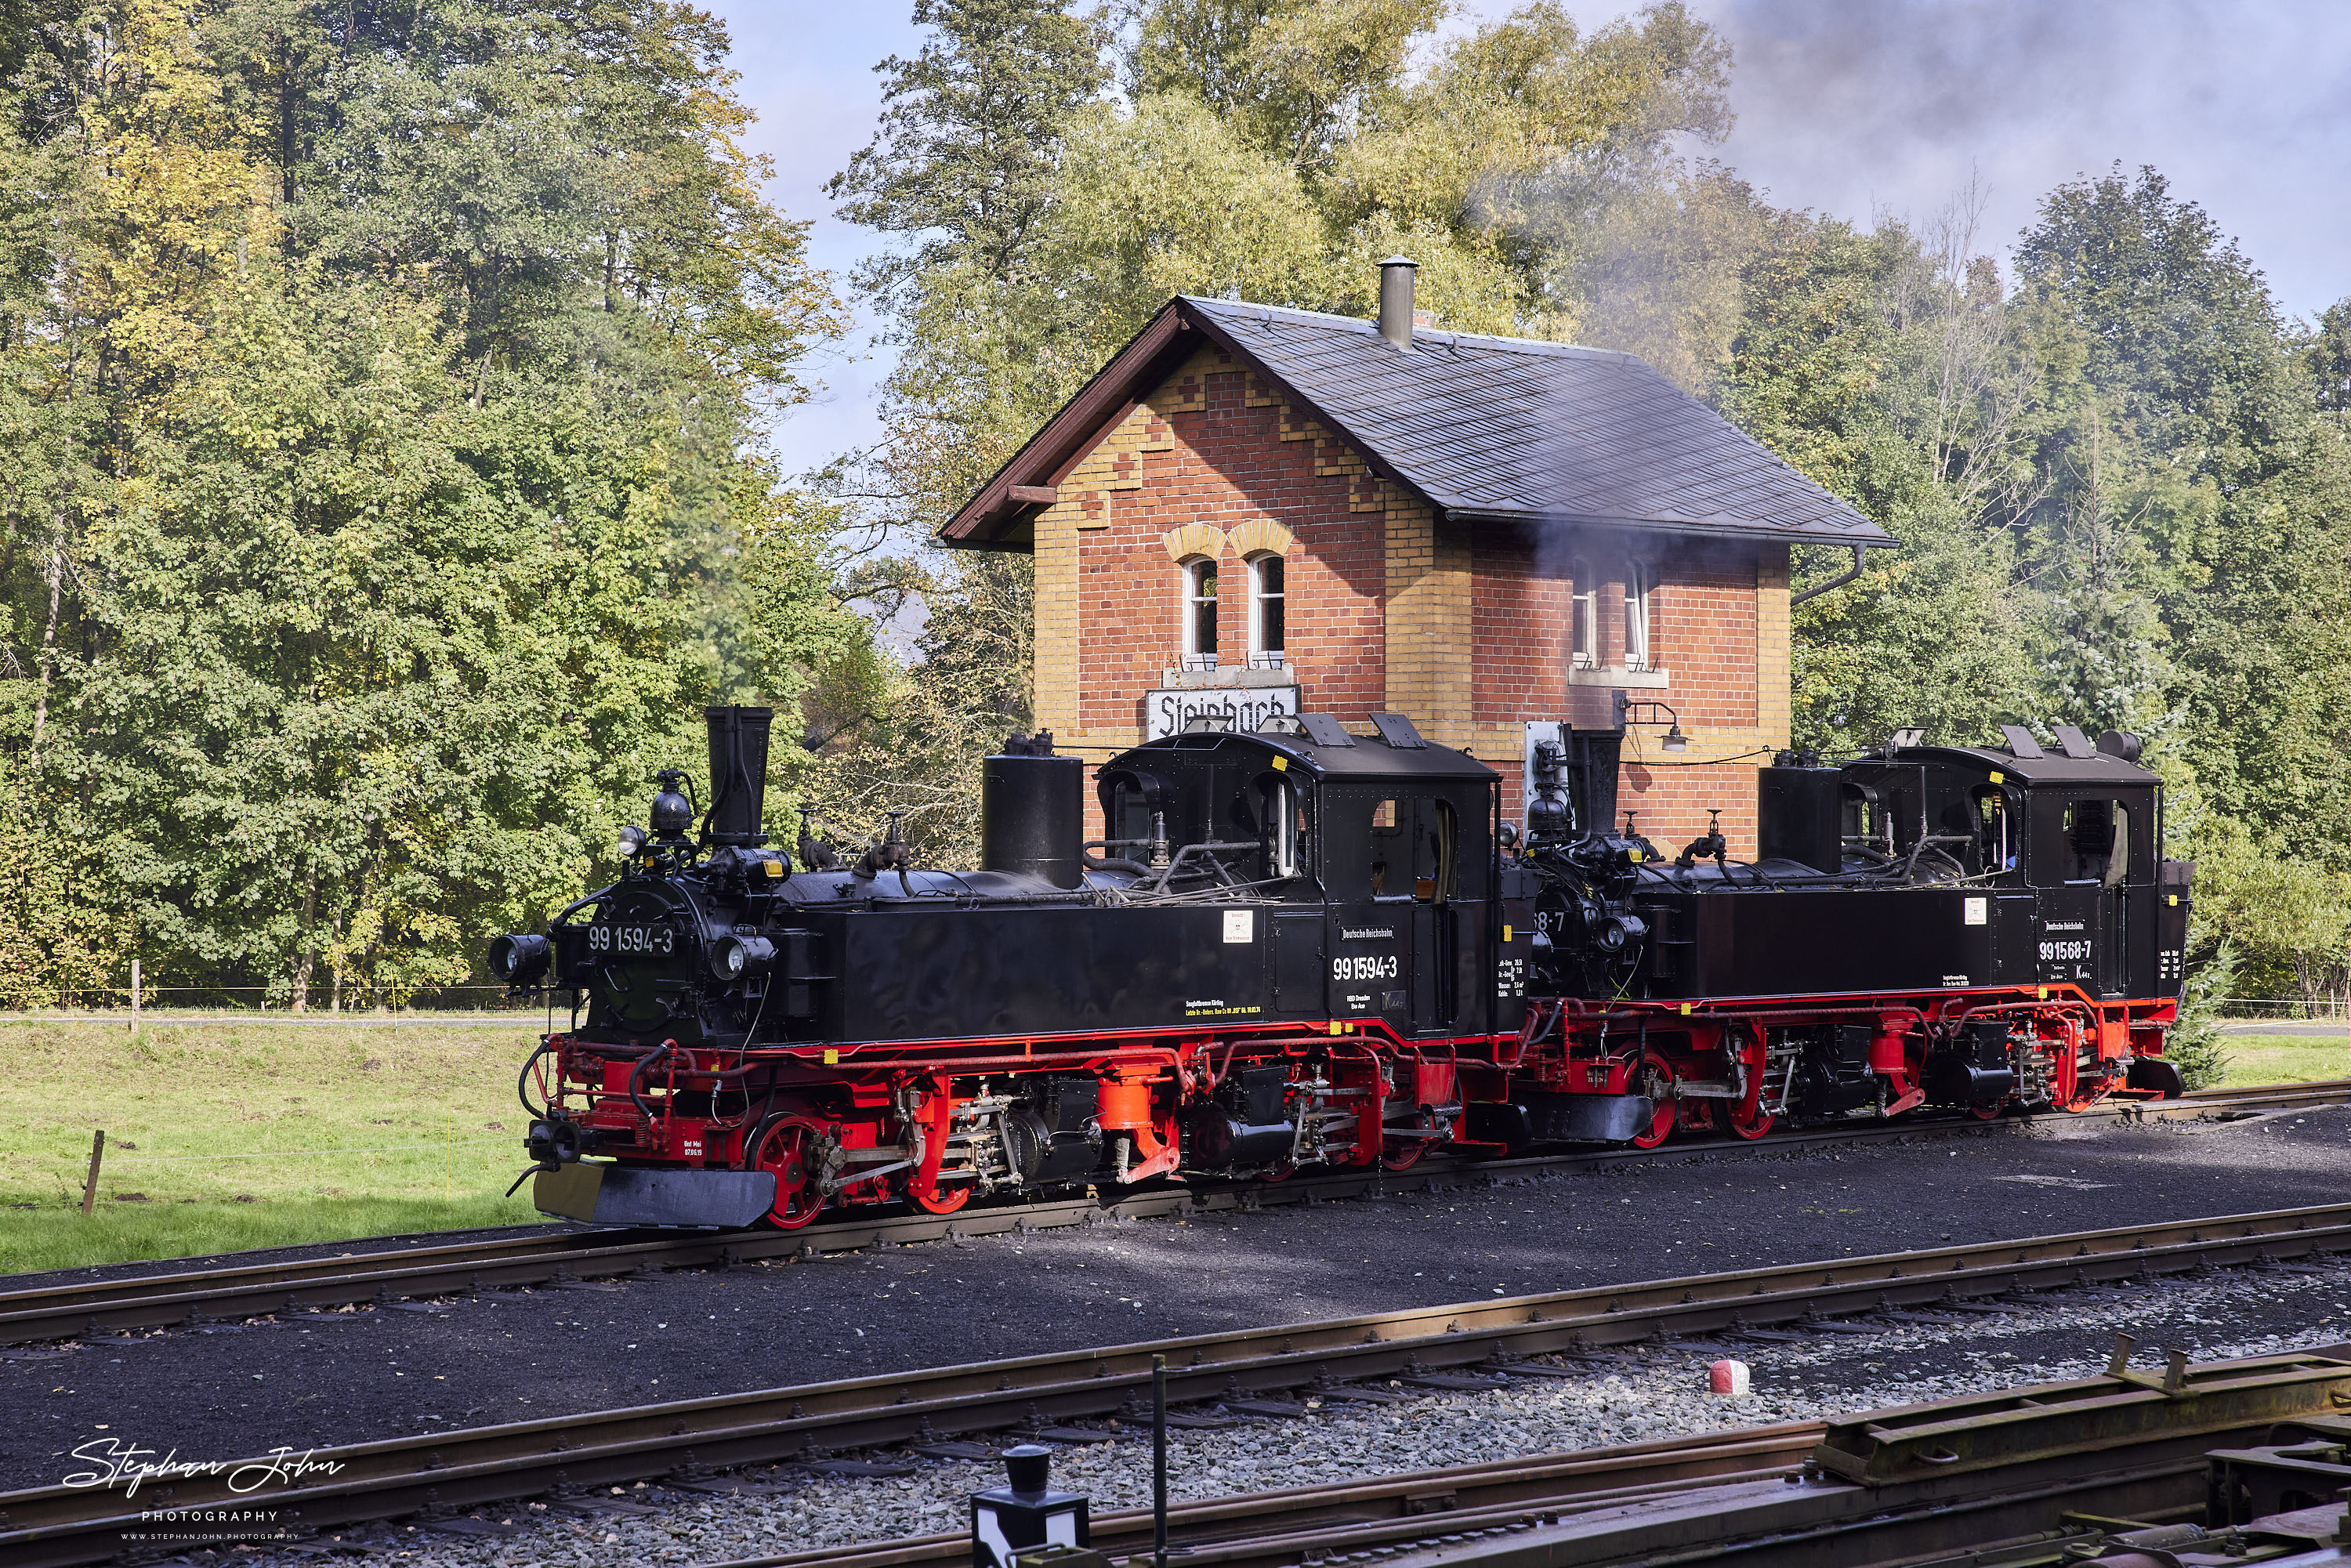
[103,1139,511,1163]
[2215,998,2351,1021]
[9,980,549,1021]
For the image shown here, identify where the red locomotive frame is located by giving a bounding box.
[524,981,2176,1228]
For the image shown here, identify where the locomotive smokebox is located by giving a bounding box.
[982,735,1084,889]
[705,705,774,846]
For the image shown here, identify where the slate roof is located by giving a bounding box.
[1182,297,1889,545]
[938,294,1893,549]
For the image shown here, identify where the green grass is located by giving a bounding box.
[0,1018,549,1275]
[2216,1030,2349,1088]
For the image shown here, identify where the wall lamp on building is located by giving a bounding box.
[1615,693,1689,752]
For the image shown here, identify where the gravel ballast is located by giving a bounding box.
[208,1255,2351,1567]
[5,1106,2346,1506]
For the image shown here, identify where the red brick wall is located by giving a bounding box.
[1469,536,1570,726]
[1472,536,1771,856]
[1076,353,1387,734]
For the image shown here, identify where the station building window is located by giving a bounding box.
[1625,561,1657,671]
[1182,557,1218,667]
[1248,552,1285,666]
[1570,557,1596,669]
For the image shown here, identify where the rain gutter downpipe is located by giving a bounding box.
[1791,542,1869,606]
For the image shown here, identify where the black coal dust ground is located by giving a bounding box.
[3,1106,2346,1490]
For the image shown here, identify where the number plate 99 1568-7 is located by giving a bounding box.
[588,924,675,956]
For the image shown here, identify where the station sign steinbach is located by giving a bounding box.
[1143,684,1302,740]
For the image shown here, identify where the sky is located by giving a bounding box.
[714,0,2351,483]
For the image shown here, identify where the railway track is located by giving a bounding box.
[3,1075,2335,1350]
[713,1424,1830,1568]
[5,1199,2350,1566]
[705,1336,2351,1568]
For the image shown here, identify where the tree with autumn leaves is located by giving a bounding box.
[0,0,853,1007]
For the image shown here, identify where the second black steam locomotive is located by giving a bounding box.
[493,705,2188,1227]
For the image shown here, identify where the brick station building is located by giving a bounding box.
[937,261,1891,855]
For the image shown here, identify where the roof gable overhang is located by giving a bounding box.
[936,299,1404,552]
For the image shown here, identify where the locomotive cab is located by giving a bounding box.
[1096,716,1500,1039]
[1839,734,2179,1001]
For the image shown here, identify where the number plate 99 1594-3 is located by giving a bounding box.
[588,924,675,956]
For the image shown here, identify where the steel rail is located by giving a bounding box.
[4,1204,2350,1566]
[726,1346,2351,1568]
[705,1426,1828,1568]
[1,1076,2338,1349]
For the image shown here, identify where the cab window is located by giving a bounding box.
[1105,780,1153,849]
[1969,785,2013,875]
[2033,795,2143,885]
[1415,798,1458,902]
[1255,774,1308,880]
[1321,794,1404,900]
[1369,798,1401,896]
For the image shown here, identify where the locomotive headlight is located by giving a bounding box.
[708,933,777,981]
[488,932,551,985]
[1592,914,1648,954]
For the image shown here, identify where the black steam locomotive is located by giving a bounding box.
[491,705,2188,1227]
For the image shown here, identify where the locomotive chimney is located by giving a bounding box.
[703,705,773,846]
[1378,255,1418,350]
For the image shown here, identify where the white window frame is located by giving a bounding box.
[1624,560,1654,671]
[1570,557,1596,669]
[1247,552,1285,666]
[1182,556,1219,667]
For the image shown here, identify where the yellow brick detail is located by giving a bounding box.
[1033,502,1081,737]
[1225,516,1295,559]
[1161,522,1226,563]
[1131,398,1173,453]
[1755,544,1791,751]
[1314,440,1365,479]
[1382,500,1474,750]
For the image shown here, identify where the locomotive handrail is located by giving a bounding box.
[627,1040,676,1121]
[516,1039,556,1119]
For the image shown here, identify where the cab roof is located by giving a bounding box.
[1890,744,2161,787]
[1107,719,1498,784]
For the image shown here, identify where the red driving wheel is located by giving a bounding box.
[1380,1106,1438,1171]
[911,1180,972,1215]
[1628,1051,1678,1150]
[2060,1074,2114,1114]
[1726,1081,1773,1140]
[752,1117,828,1230]
[1726,1030,1773,1141]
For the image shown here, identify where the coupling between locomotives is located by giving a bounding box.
[488,704,2190,1229]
